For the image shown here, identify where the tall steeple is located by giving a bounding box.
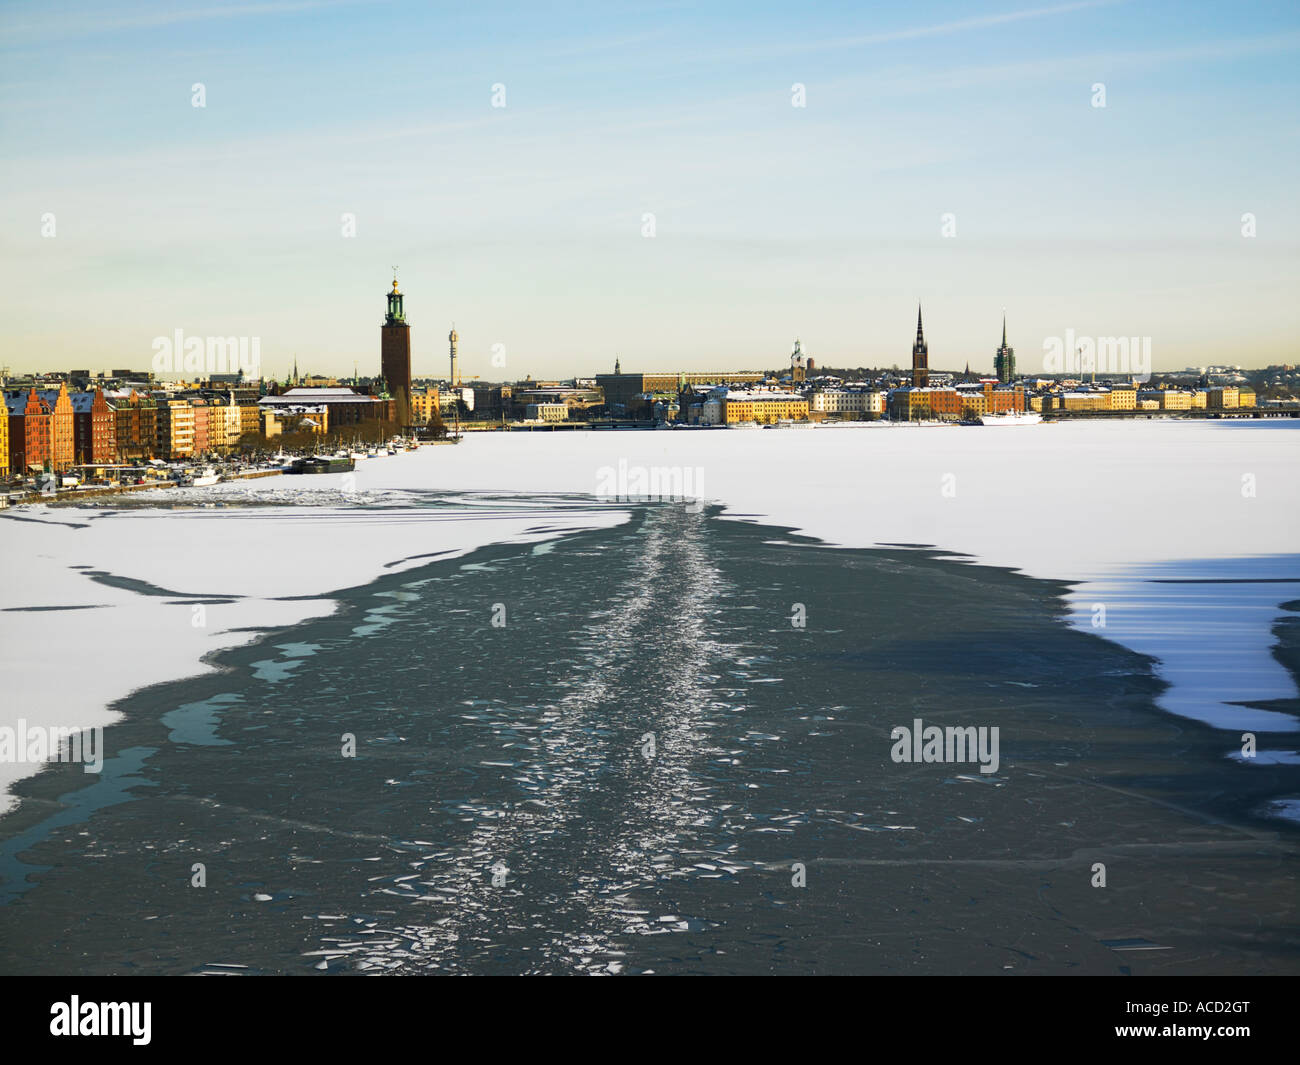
[911,303,929,388]
[994,311,1016,384]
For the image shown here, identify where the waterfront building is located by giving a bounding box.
[1062,391,1105,411]
[191,397,210,455]
[888,380,1024,421]
[203,396,244,453]
[715,387,809,424]
[1108,384,1137,410]
[0,392,8,474]
[410,386,442,426]
[156,399,196,459]
[526,402,568,423]
[1139,390,1193,411]
[260,387,394,428]
[14,389,53,471]
[36,384,75,470]
[807,389,885,417]
[596,364,764,414]
[109,391,158,460]
[262,405,328,437]
[809,390,863,414]
[238,400,261,441]
[70,387,116,465]
[514,386,602,414]
[471,384,512,419]
[437,387,474,414]
[5,390,52,472]
[6,386,79,472]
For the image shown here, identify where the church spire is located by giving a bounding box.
[994,311,1016,384]
[911,303,929,388]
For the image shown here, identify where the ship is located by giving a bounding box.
[179,466,220,486]
[287,455,356,475]
[978,410,1042,426]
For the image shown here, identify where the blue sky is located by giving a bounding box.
[1,0,1297,379]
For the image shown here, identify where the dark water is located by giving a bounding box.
[1,504,1297,974]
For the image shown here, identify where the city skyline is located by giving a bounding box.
[3,0,1298,376]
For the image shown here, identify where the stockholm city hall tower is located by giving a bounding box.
[381,274,412,428]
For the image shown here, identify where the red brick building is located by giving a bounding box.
[36,384,75,471]
[111,391,158,460]
[71,387,117,465]
[6,389,53,473]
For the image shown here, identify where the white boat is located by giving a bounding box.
[183,466,220,487]
[978,410,1042,426]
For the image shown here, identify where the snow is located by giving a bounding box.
[2,420,1298,813]
[0,496,626,812]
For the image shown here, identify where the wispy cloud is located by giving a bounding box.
[667,0,1125,64]
[0,0,378,42]
[826,0,1123,51]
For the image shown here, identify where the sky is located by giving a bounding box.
[1,0,1297,381]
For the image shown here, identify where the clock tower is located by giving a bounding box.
[381,275,412,429]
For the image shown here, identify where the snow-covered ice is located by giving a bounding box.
[1,420,1297,812]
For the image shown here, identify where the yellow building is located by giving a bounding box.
[156,399,195,459]
[526,402,568,422]
[1238,388,1256,408]
[261,406,328,437]
[410,387,441,425]
[1207,387,1239,409]
[1062,392,1106,411]
[720,389,809,424]
[1106,386,1137,410]
[239,403,261,440]
[0,396,8,475]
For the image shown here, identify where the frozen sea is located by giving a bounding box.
[0,420,1297,974]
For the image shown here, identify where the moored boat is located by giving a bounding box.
[978,410,1042,426]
